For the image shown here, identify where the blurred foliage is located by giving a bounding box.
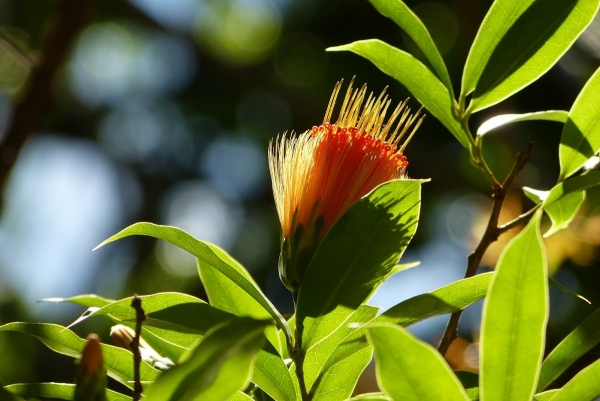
[0,0,599,395]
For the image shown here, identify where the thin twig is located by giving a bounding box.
[131,295,146,401]
[498,204,541,234]
[0,0,95,202]
[437,141,534,356]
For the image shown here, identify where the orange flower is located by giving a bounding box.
[269,78,424,292]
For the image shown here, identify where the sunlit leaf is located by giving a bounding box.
[228,392,254,401]
[367,324,469,400]
[533,390,559,401]
[95,223,291,341]
[546,358,600,401]
[376,272,493,326]
[252,342,297,401]
[543,190,585,237]
[477,111,568,136]
[559,66,600,180]
[464,0,600,112]
[480,210,548,401]
[311,346,373,401]
[537,307,600,391]
[0,323,159,389]
[543,171,600,206]
[304,305,379,391]
[144,318,268,401]
[454,371,478,400]
[0,385,25,401]
[524,187,586,237]
[297,180,422,351]
[347,393,391,401]
[4,383,130,401]
[197,252,282,354]
[328,40,471,149]
[40,294,114,308]
[367,0,453,95]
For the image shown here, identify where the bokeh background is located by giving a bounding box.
[0,0,599,394]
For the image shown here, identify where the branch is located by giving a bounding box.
[0,0,95,200]
[437,141,534,356]
[131,295,147,401]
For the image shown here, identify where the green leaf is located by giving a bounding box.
[0,385,25,401]
[537,307,600,391]
[311,346,373,401]
[347,393,391,401]
[546,358,600,401]
[328,40,471,149]
[95,223,291,342]
[296,180,422,351]
[477,111,568,136]
[376,272,493,326]
[524,187,586,237]
[197,254,282,354]
[367,324,469,400]
[0,323,159,389]
[479,210,548,401]
[228,392,254,401]
[543,171,600,206]
[40,294,115,308]
[533,390,559,401]
[304,305,379,391]
[455,371,479,400]
[4,383,130,401]
[367,0,453,95]
[252,343,297,401]
[144,318,268,401]
[559,66,600,180]
[548,278,591,305]
[544,190,586,237]
[464,0,600,112]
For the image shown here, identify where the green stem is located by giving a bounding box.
[291,291,311,400]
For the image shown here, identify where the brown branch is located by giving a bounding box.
[131,295,147,401]
[0,0,95,200]
[437,141,534,356]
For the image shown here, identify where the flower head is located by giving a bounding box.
[269,78,424,292]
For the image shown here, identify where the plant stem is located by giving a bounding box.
[290,291,311,400]
[437,141,534,356]
[131,295,147,401]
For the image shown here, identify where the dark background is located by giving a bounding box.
[0,0,599,393]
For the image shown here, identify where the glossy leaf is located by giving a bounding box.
[559,66,600,179]
[477,111,568,136]
[523,187,586,237]
[464,0,600,112]
[538,307,600,391]
[533,390,559,401]
[480,210,548,401]
[229,392,254,401]
[304,305,379,390]
[367,324,469,400]
[296,180,422,351]
[197,255,282,354]
[252,343,298,401]
[367,0,453,94]
[40,294,114,308]
[0,385,25,401]
[544,190,586,237]
[548,358,600,401]
[347,394,391,401]
[376,272,493,326]
[144,318,268,401]
[4,383,130,401]
[0,323,159,389]
[543,171,600,206]
[329,40,471,149]
[311,346,373,401]
[95,223,291,341]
